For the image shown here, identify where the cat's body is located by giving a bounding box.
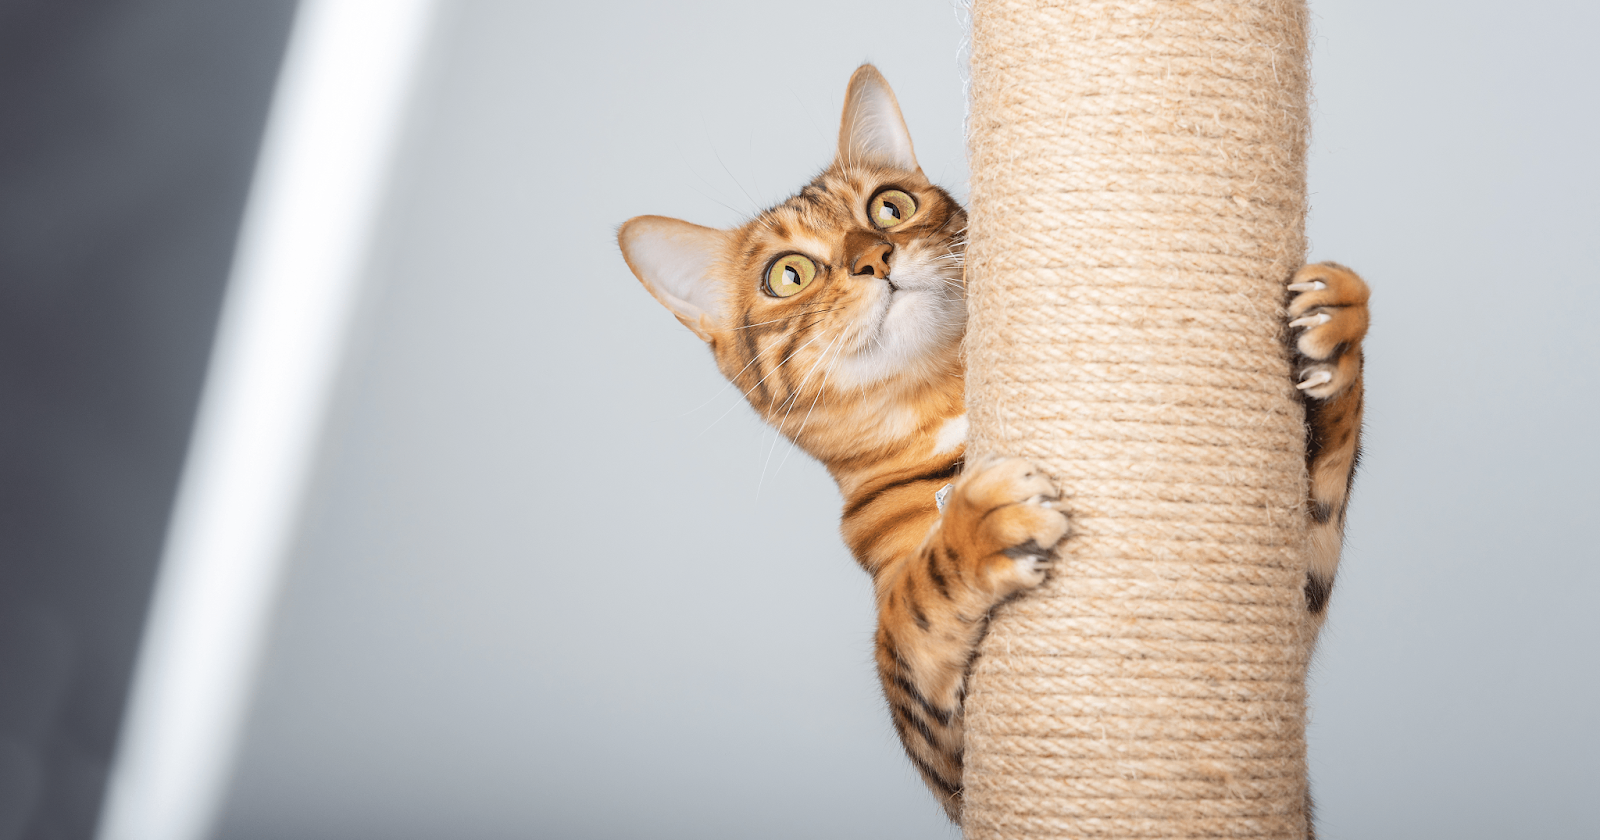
[618,65,1367,823]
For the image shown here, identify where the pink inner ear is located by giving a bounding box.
[618,216,729,328]
[840,70,918,171]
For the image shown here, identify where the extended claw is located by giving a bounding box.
[1297,370,1334,390]
[1287,280,1327,292]
[1290,312,1331,329]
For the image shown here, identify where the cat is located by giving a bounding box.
[617,64,1368,823]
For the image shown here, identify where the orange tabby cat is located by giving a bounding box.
[618,65,1368,822]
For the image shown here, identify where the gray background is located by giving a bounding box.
[4,0,1593,838]
[0,3,295,837]
[218,0,1600,838]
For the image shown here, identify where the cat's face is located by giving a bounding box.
[619,66,967,438]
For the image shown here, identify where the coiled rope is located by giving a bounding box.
[962,1,1314,836]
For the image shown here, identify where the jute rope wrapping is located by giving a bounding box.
[962,1,1313,838]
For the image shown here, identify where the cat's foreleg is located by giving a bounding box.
[1288,262,1370,633]
[871,456,1069,821]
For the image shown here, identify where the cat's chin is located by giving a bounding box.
[833,289,964,390]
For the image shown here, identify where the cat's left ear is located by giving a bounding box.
[837,64,920,172]
[618,215,732,342]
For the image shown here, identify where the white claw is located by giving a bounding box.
[1287,280,1327,292]
[1289,312,1331,329]
[1297,370,1334,390]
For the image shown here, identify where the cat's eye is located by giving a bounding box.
[869,189,917,229]
[765,254,817,298]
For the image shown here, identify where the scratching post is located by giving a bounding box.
[961,1,1313,838]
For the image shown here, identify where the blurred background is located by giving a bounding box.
[2,1,1596,839]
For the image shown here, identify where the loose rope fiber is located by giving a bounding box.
[962,1,1313,838]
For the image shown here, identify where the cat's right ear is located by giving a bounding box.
[617,215,732,342]
[837,64,920,172]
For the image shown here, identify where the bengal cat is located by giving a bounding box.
[617,64,1368,822]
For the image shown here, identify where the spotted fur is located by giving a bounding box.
[617,65,1369,823]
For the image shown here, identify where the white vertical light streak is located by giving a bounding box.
[96,2,438,838]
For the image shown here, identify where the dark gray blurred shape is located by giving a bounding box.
[0,2,295,837]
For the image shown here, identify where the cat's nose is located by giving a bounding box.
[851,240,894,278]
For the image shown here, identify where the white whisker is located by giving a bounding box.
[776,331,845,478]
[759,330,841,494]
[678,338,782,417]
[678,305,838,416]
[728,306,840,331]
[698,329,825,437]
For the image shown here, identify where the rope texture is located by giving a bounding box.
[962,1,1312,837]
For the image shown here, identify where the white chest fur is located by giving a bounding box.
[933,414,968,455]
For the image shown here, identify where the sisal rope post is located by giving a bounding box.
[961,1,1314,838]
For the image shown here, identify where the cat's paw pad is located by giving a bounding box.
[1288,262,1370,400]
[945,456,1069,596]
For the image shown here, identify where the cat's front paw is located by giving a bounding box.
[942,456,1069,598]
[1288,262,1370,400]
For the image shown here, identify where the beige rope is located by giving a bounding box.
[962,0,1313,837]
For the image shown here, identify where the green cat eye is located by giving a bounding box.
[869,189,917,229]
[766,254,817,298]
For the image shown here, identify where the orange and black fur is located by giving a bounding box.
[618,65,1368,822]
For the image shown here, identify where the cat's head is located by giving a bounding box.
[618,65,966,441]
